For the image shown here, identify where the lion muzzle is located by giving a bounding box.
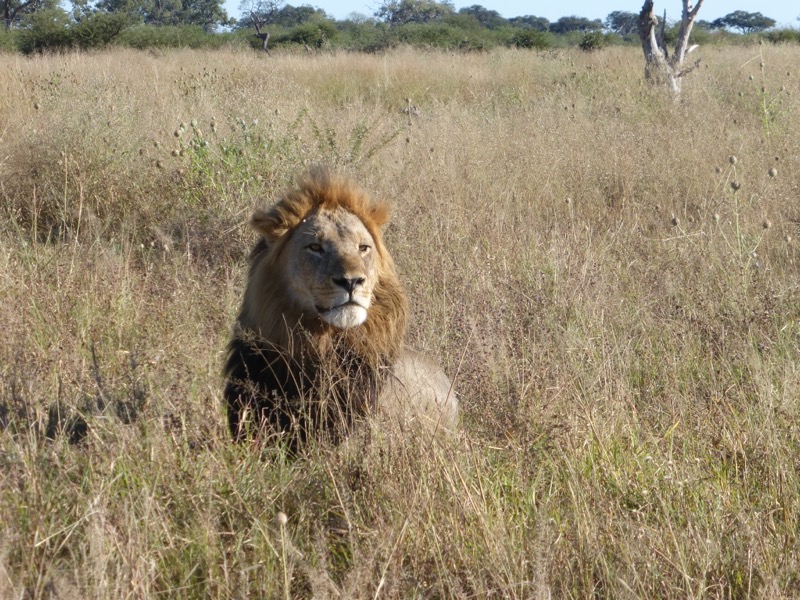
[315,274,372,328]
[317,298,369,329]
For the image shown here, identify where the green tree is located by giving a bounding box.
[579,30,609,51]
[605,10,638,36]
[15,3,133,50]
[3,0,58,29]
[271,4,326,26]
[710,11,775,33]
[237,3,327,29]
[96,0,178,25]
[457,5,505,29]
[334,13,388,52]
[508,15,549,31]
[72,10,134,46]
[180,0,231,30]
[549,15,602,34]
[375,0,454,26]
[509,28,551,48]
[97,0,230,29]
[280,18,335,47]
[16,6,71,50]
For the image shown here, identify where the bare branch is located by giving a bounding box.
[638,0,704,96]
[685,0,704,21]
[673,0,704,64]
[676,58,702,79]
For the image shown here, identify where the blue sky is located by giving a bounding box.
[227,1,800,27]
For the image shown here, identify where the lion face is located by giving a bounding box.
[240,167,407,360]
[283,207,378,329]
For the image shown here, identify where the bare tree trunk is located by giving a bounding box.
[257,31,270,52]
[251,12,270,53]
[638,0,704,96]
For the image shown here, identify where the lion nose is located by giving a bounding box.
[333,276,365,293]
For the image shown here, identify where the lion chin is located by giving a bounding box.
[223,166,459,448]
[318,303,368,329]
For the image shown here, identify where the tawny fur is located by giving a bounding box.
[224,168,422,445]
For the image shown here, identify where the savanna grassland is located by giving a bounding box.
[1,43,800,598]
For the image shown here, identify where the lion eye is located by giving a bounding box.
[359,244,371,254]
[307,243,324,254]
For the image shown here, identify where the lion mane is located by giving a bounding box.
[224,168,410,445]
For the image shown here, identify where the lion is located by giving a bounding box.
[224,167,458,447]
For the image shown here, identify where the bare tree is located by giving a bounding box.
[251,11,270,52]
[240,0,282,52]
[638,0,704,96]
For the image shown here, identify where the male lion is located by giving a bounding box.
[224,168,458,446]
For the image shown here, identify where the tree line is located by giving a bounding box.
[0,0,797,54]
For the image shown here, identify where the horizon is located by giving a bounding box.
[224,1,800,28]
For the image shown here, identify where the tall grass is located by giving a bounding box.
[1,45,799,597]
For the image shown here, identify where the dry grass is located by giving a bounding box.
[2,44,800,598]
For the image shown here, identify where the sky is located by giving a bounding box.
[225,1,800,27]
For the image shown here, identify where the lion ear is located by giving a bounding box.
[251,208,289,242]
[368,201,391,230]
